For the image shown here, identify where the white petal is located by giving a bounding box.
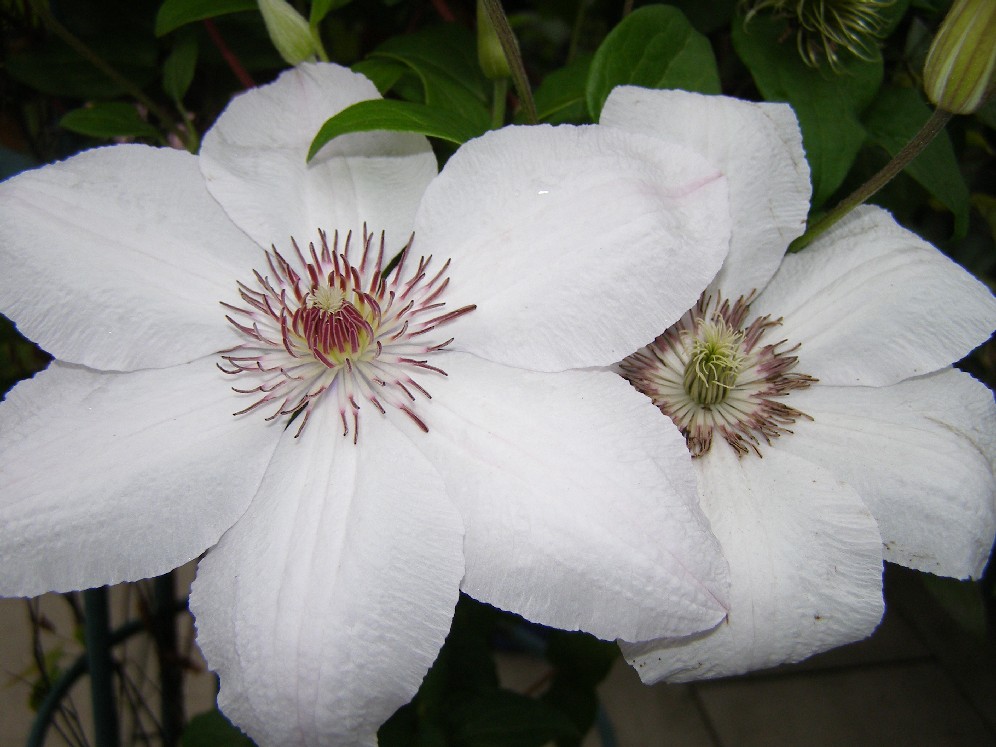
[0,145,258,371]
[751,206,996,386]
[623,447,884,683]
[414,124,731,371]
[0,358,280,597]
[200,62,437,255]
[777,369,996,579]
[190,404,463,747]
[601,88,811,299]
[395,352,730,642]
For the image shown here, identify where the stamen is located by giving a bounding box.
[221,228,474,440]
[620,292,816,458]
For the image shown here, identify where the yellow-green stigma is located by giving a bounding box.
[683,320,745,405]
[305,284,347,314]
[620,294,817,458]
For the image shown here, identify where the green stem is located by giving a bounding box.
[491,78,508,129]
[790,107,953,252]
[309,24,330,62]
[482,0,537,124]
[83,587,120,747]
[31,1,178,133]
[174,100,201,154]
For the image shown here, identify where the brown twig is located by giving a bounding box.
[203,19,256,89]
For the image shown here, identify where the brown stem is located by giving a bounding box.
[482,0,537,124]
[791,107,954,251]
[430,0,457,22]
[203,19,256,89]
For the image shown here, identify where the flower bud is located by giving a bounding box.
[923,0,996,114]
[258,0,322,66]
[477,0,511,81]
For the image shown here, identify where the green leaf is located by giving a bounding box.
[6,37,157,99]
[863,85,969,236]
[379,596,501,745]
[352,57,409,95]
[542,682,596,746]
[586,4,721,120]
[21,643,66,710]
[667,0,737,34]
[368,25,491,133]
[972,193,996,244]
[378,704,420,747]
[155,0,256,36]
[542,631,618,739]
[922,575,988,639]
[438,596,502,696]
[449,690,579,747]
[379,704,449,747]
[163,30,199,102]
[308,99,483,159]
[545,630,617,684]
[976,95,996,130]
[181,709,256,747]
[531,54,592,125]
[60,103,161,140]
[733,14,883,207]
[310,0,352,26]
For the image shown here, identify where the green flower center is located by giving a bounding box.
[620,294,817,458]
[682,319,744,406]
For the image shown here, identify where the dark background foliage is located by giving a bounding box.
[0,1,993,745]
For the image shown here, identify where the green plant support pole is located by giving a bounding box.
[83,587,120,747]
[28,603,186,747]
[154,573,183,747]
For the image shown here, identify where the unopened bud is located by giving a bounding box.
[258,0,322,66]
[924,0,996,114]
[477,0,511,81]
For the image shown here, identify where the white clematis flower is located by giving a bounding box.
[604,87,996,682]
[0,65,733,744]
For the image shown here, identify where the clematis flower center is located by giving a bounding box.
[620,293,817,458]
[683,319,744,406]
[219,227,475,441]
[300,282,376,362]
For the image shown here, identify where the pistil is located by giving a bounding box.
[620,294,817,458]
[220,227,475,441]
[682,320,744,405]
